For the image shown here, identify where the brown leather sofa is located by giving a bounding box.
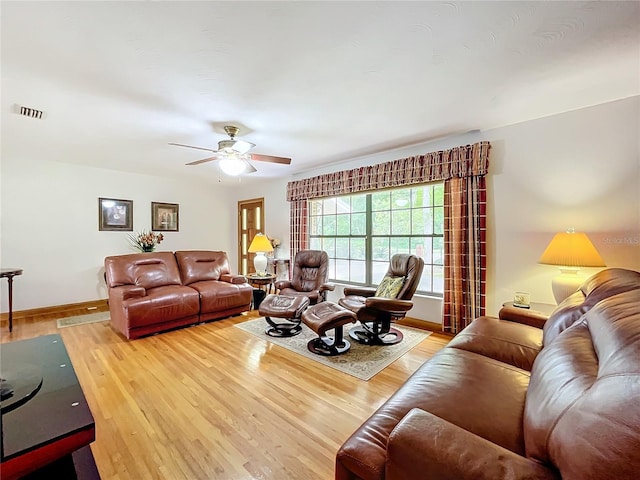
[336,268,640,480]
[105,250,252,339]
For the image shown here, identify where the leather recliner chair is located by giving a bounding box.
[339,253,424,345]
[274,250,335,305]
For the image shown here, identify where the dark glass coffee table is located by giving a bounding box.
[1,334,97,479]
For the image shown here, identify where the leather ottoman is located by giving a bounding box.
[302,302,357,356]
[258,294,310,337]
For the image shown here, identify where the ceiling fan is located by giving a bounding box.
[169,125,291,176]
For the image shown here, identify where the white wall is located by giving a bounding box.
[3,96,638,322]
[271,96,640,322]
[1,157,234,311]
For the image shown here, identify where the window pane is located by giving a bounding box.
[322,238,336,257]
[310,237,322,250]
[323,215,336,235]
[433,265,444,292]
[391,189,410,209]
[335,259,349,282]
[411,208,433,234]
[411,186,429,208]
[371,191,390,211]
[336,197,351,214]
[372,211,390,235]
[434,183,444,206]
[372,262,388,284]
[351,213,366,235]
[372,237,389,261]
[337,214,350,235]
[434,206,444,234]
[350,238,366,260]
[310,200,322,215]
[327,258,336,279]
[418,265,432,292]
[310,215,321,235]
[350,260,366,283]
[351,194,367,212]
[390,237,410,254]
[433,237,444,264]
[391,209,410,234]
[336,237,349,258]
[323,197,337,215]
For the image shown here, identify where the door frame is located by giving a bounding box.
[237,197,265,275]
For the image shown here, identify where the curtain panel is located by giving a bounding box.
[286,141,490,333]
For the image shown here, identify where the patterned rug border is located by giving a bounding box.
[57,311,111,328]
[235,318,431,381]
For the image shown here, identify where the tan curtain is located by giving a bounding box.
[443,175,487,334]
[286,141,490,331]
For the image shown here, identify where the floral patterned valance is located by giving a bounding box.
[286,141,490,201]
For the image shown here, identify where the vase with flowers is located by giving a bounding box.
[128,230,164,253]
[268,236,281,258]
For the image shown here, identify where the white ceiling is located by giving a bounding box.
[2,1,639,185]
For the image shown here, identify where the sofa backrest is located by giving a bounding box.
[105,251,182,289]
[175,250,230,286]
[524,273,640,479]
[543,268,640,345]
[290,250,329,293]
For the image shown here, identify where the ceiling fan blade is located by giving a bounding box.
[243,159,258,174]
[249,153,291,165]
[169,142,217,153]
[186,156,218,166]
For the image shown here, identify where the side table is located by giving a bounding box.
[1,268,23,332]
[247,273,276,309]
[502,301,556,316]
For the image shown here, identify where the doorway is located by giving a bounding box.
[238,197,265,275]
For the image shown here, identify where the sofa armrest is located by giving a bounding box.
[274,280,292,290]
[499,306,548,329]
[220,273,247,285]
[386,409,558,480]
[343,286,376,297]
[320,282,335,292]
[365,297,413,314]
[110,285,146,301]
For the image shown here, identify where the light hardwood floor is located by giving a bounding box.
[1,311,449,480]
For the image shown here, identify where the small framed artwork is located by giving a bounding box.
[152,202,179,232]
[99,197,133,231]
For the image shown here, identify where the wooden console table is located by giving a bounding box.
[1,268,23,332]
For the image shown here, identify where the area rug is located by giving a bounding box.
[57,311,110,328]
[235,318,431,380]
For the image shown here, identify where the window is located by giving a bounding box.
[309,183,444,295]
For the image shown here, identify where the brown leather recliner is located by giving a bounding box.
[274,250,335,305]
[339,253,424,345]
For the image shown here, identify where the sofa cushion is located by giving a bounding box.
[105,252,182,289]
[524,289,640,479]
[336,348,531,480]
[191,280,253,313]
[447,316,543,371]
[123,285,200,328]
[175,250,230,286]
[375,276,405,299]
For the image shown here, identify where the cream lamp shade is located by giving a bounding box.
[539,229,605,304]
[248,233,274,275]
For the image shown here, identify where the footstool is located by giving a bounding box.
[259,294,310,337]
[301,302,357,356]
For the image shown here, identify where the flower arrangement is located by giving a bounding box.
[128,230,164,252]
[269,237,281,249]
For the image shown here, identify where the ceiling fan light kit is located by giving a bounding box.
[169,125,291,175]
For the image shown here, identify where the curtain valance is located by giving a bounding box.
[286,141,490,201]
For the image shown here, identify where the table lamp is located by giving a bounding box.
[248,233,274,276]
[539,229,605,304]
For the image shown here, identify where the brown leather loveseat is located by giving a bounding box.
[105,250,252,339]
[336,268,640,480]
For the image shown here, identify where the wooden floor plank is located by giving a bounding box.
[1,311,449,479]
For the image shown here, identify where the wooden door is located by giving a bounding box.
[238,198,265,275]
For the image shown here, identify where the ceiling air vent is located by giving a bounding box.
[13,104,47,120]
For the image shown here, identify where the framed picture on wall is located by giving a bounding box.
[98,197,133,231]
[151,202,179,232]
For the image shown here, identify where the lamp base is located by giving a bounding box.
[551,268,583,304]
[253,252,268,276]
